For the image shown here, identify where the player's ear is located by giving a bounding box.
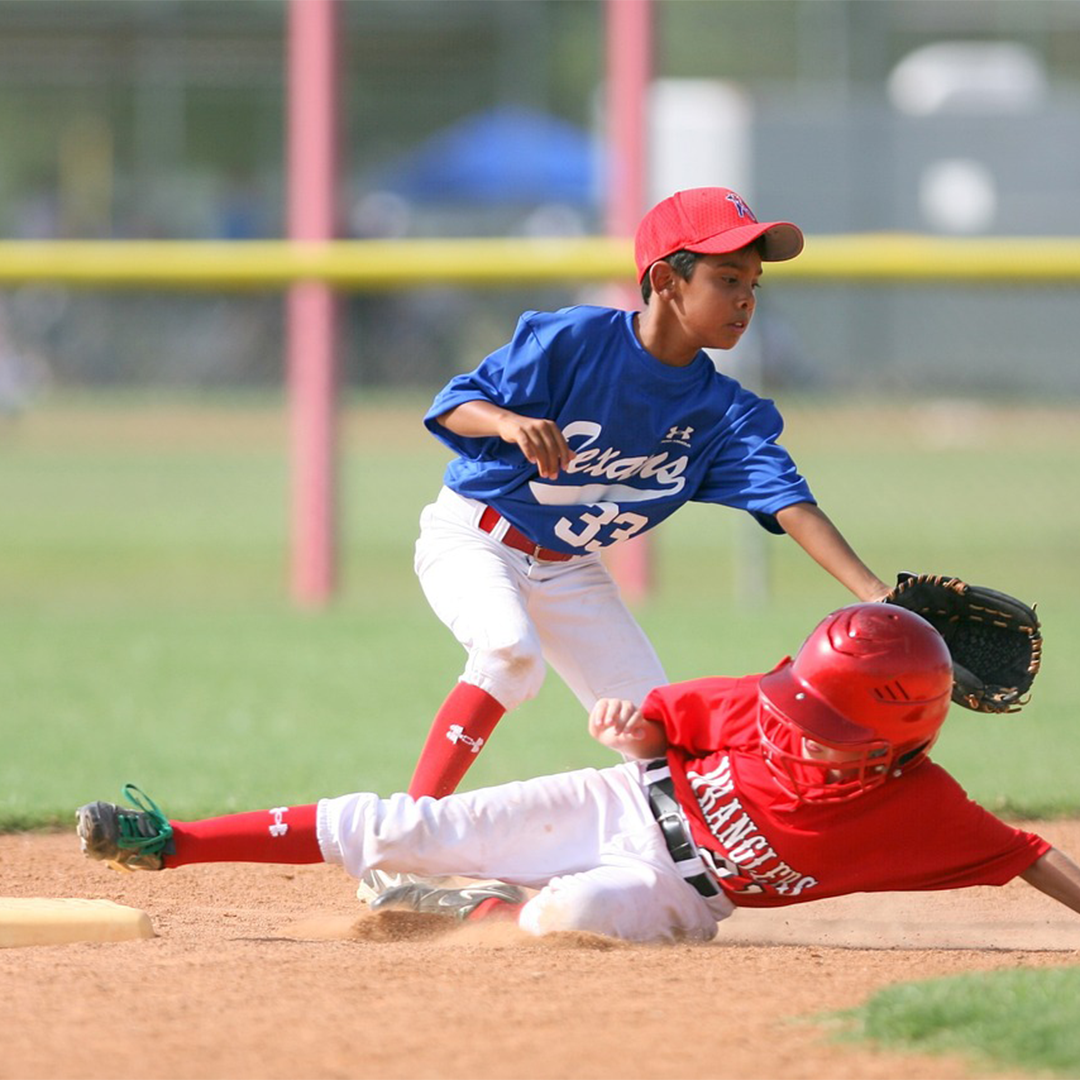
[647,260,677,300]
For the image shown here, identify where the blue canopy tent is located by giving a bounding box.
[369,105,602,206]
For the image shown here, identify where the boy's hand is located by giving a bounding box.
[497,415,575,480]
[436,402,575,481]
[589,698,644,739]
[589,698,669,759]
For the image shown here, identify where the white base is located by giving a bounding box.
[0,897,155,947]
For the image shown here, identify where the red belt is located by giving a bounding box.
[478,506,575,562]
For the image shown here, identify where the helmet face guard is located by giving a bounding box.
[758,700,909,804]
[758,604,952,804]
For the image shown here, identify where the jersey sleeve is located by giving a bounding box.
[901,771,1051,889]
[423,311,553,462]
[694,391,814,534]
[641,675,761,755]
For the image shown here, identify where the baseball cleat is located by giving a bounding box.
[356,868,426,904]
[368,881,527,921]
[76,784,175,872]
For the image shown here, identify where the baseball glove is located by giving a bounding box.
[884,573,1042,714]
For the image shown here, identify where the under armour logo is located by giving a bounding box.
[664,425,694,442]
[268,807,290,838]
[725,191,758,222]
[446,724,485,754]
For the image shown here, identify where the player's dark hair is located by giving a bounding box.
[640,238,769,304]
[640,249,699,303]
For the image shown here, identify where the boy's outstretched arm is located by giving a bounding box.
[1020,847,1080,916]
[775,502,891,602]
[588,698,669,760]
[436,400,575,480]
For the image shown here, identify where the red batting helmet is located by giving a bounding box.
[757,603,953,803]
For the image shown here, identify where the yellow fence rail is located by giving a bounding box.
[1,235,1080,290]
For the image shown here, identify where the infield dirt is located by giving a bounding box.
[3,823,1079,1080]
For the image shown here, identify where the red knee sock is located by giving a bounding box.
[406,682,506,799]
[164,803,323,869]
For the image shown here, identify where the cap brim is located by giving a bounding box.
[690,221,804,263]
[758,661,872,746]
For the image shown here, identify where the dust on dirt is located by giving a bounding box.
[2,822,1079,1080]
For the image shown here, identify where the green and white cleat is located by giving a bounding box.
[76,784,175,872]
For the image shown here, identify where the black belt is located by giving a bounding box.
[644,761,720,898]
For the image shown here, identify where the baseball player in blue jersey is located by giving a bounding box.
[406,187,891,800]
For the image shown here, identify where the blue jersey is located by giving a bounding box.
[424,305,814,556]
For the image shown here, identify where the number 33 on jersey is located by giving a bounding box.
[426,306,815,555]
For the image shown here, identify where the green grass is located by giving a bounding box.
[1,391,1078,825]
[832,966,1080,1078]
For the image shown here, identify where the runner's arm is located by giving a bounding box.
[1020,847,1080,916]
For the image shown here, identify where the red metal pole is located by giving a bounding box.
[604,0,653,603]
[605,0,651,245]
[286,0,340,606]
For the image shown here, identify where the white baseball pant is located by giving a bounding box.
[415,486,668,712]
[317,759,735,943]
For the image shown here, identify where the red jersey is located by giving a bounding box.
[641,669,1049,909]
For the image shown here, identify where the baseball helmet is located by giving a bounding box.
[757,603,953,803]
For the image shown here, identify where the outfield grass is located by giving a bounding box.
[833,966,1080,1078]
[1,391,1077,826]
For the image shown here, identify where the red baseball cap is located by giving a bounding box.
[634,187,804,283]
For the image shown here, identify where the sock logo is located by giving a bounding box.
[446,724,484,754]
[268,807,290,837]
